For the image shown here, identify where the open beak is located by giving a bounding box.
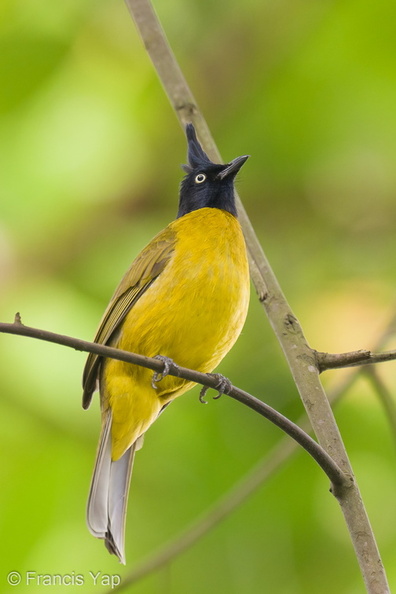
[216,155,250,180]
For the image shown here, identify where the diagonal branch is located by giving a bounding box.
[364,367,396,453]
[111,436,300,592]
[0,317,345,486]
[110,377,354,593]
[108,313,396,593]
[123,1,390,591]
[5,313,396,593]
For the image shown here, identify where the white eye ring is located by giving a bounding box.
[195,173,206,184]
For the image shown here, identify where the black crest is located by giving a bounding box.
[182,123,213,173]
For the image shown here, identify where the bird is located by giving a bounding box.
[82,123,250,563]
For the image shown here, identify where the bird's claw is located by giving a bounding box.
[211,373,233,398]
[151,355,175,389]
[199,373,233,404]
[199,386,209,404]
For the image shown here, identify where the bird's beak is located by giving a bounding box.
[217,155,250,180]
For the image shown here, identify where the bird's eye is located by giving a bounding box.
[195,173,206,184]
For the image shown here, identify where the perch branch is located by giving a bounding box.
[0,317,345,486]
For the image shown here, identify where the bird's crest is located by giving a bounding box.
[182,124,213,173]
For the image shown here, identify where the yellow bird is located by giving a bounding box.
[83,124,250,563]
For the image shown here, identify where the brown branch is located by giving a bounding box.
[316,348,396,372]
[0,317,346,487]
[123,1,391,591]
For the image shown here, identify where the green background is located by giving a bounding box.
[1,0,396,592]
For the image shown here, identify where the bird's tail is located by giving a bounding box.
[87,410,136,564]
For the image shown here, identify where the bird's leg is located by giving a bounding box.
[199,373,233,404]
[210,373,233,399]
[151,355,176,389]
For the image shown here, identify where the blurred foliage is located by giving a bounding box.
[1,0,396,592]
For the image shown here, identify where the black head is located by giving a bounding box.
[177,123,249,218]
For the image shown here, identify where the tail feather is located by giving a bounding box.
[87,410,136,564]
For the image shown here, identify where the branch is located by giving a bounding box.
[109,312,396,593]
[0,317,345,487]
[316,348,396,372]
[112,436,301,592]
[364,367,396,452]
[123,1,390,591]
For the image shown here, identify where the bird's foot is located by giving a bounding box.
[199,373,233,404]
[151,355,176,389]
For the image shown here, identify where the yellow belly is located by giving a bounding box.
[102,208,250,460]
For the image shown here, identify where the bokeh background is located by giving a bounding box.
[1,0,396,592]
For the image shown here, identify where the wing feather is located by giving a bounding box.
[82,226,177,409]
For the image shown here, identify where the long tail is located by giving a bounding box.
[87,410,136,564]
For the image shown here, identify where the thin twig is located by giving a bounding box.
[110,382,350,593]
[316,348,396,372]
[364,367,396,453]
[111,437,300,592]
[0,318,345,486]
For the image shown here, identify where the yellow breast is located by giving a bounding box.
[103,208,250,459]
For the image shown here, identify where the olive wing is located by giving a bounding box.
[82,226,177,409]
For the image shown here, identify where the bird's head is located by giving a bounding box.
[177,123,249,218]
